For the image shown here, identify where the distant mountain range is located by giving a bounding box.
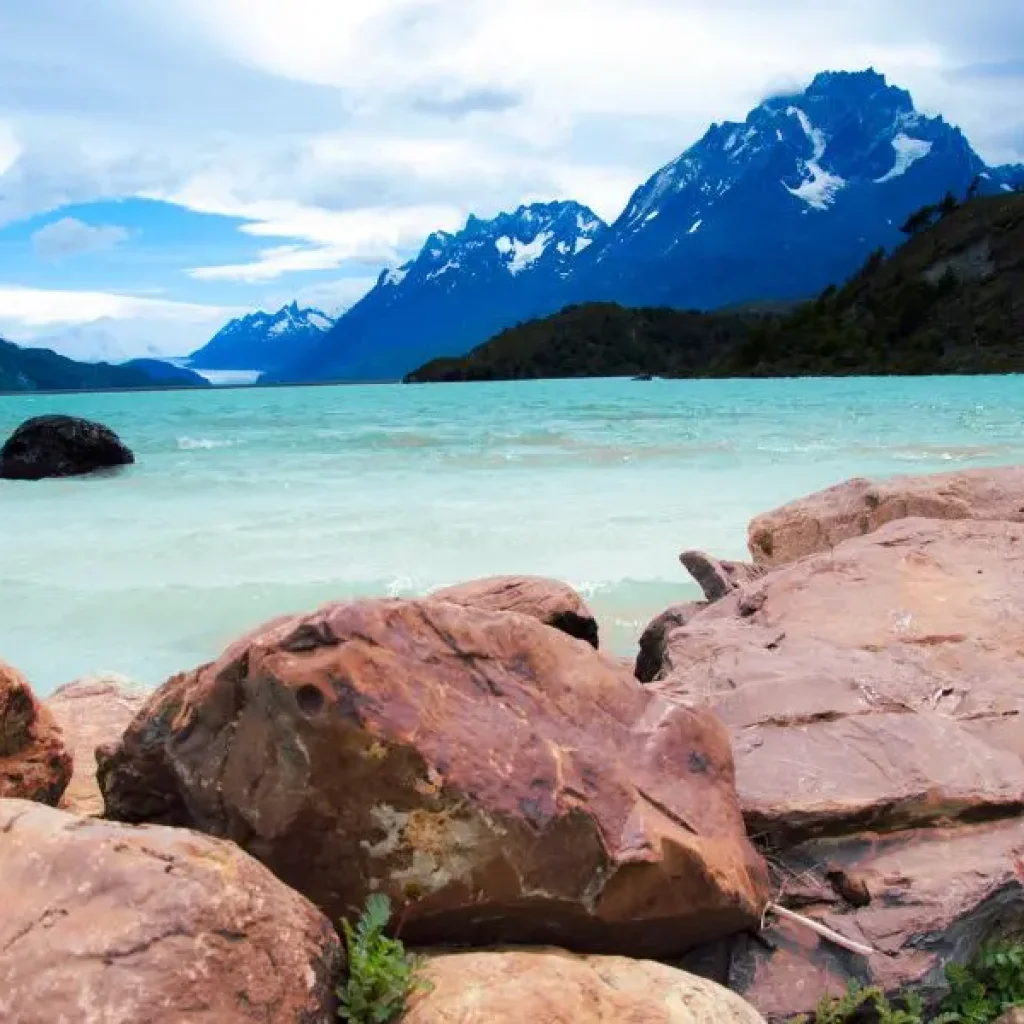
[188,301,335,373]
[192,69,1023,384]
[0,339,210,394]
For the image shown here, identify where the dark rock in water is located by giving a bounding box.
[633,373,655,381]
[0,415,134,480]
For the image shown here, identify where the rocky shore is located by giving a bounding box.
[2,463,1023,1022]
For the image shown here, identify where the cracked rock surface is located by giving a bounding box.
[99,597,768,958]
[0,799,341,1024]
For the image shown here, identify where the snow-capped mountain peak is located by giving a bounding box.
[188,302,335,373]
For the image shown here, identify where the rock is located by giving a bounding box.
[402,948,766,1023]
[0,414,134,480]
[726,819,1024,1021]
[47,673,150,816]
[652,516,1024,1016]
[657,518,1024,840]
[679,551,763,603]
[100,598,768,958]
[747,464,1024,567]
[430,575,599,647]
[995,1010,1024,1024]
[635,601,707,683]
[0,798,341,1024]
[0,660,71,805]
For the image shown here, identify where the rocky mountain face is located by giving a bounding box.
[221,69,1024,383]
[187,301,335,373]
[569,69,1020,310]
[264,202,605,383]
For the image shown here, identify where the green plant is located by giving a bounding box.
[336,894,429,1023]
[790,942,1024,1024]
[938,942,1024,1023]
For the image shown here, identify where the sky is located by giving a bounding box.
[0,0,1022,360]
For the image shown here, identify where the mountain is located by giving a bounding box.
[265,202,606,383]
[121,359,213,387]
[262,69,1022,384]
[188,302,335,373]
[408,192,1024,381]
[568,69,1022,310]
[0,338,211,393]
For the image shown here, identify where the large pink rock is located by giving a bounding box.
[430,575,599,647]
[0,660,71,806]
[747,464,1024,567]
[0,798,341,1023]
[47,674,150,816]
[99,598,768,958]
[648,517,1024,1016]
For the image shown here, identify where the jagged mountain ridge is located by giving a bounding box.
[233,69,1023,382]
[264,201,606,383]
[188,301,335,373]
[568,69,1019,310]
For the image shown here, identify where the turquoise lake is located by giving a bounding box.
[2,375,1023,695]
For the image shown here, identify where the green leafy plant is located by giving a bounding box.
[336,894,429,1023]
[790,942,1024,1024]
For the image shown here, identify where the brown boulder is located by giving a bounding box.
[0,798,341,1023]
[655,518,1024,840]
[635,602,707,683]
[430,575,599,647]
[747,464,1024,567]
[679,551,764,603]
[100,598,768,957]
[402,948,766,1023]
[650,517,1024,1015]
[996,1011,1024,1024]
[0,660,71,805]
[727,819,1024,1021]
[47,673,150,816]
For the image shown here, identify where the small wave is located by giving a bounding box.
[177,436,238,450]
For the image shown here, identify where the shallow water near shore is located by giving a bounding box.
[2,374,1024,695]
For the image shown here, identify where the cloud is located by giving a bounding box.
[0,0,1023,324]
[31,216,130,259]
[0,286,236,359]
[410,87,523,119]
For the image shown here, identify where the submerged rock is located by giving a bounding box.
[0,414,134,480]
[100,597,768,958]
[404,948,766,1023]
[747,464,1024,567]
[0,799,341,1024]
[0,660,71,805]
[430,575,599,647]
[47,674,150,816]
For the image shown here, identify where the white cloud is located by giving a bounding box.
[0,286,235,359]
[0,0,1022,315]
[31,216,130,259]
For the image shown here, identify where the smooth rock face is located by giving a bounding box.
[403,948,766,1023]
[0,414,135,480]
[652,516,1024,1016]
[0,660,71,805]
[100,598,768,957]
[47,674,150,816]
[0,799,341,1024]
[430,575,600,648]
[0,798,344,1024]
[747,465,1024,567]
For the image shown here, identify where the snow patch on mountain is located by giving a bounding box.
[783,106,847,210]
[875,134,934,183]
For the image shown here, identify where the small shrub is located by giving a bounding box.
[336,894,429,1024]
[791,942,1024,1024]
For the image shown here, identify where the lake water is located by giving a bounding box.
[2,375,1023,695]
